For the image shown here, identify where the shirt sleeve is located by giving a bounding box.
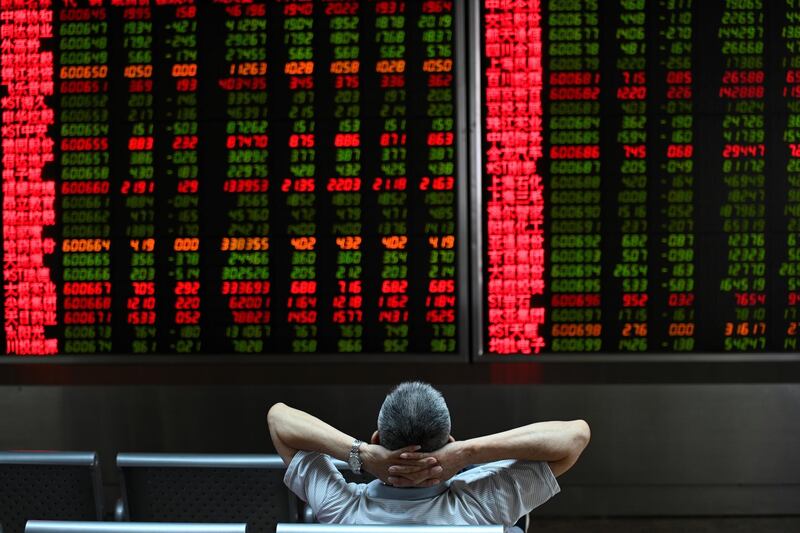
[448,460,561,526]
[283,451,358,522]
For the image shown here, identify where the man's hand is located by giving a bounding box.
[361,443,443,487]
[386,441,467,487]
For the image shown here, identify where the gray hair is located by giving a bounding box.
[377,381,451,452]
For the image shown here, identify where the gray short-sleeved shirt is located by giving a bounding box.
[284,451,560,533]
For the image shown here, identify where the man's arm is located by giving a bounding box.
[458,419,590,476]
[267,402,440,483]
[267,402,354,465]
[388,419,590,485]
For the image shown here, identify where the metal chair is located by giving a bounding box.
[0,452,103,533]
[277,526,503,533]
[25,522,247,533]
[117,454,298,533]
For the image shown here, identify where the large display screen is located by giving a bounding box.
[478,0,800,355]
[6,0,800,359]
[1,0,463,356]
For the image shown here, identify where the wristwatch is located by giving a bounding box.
[348,439,364,474]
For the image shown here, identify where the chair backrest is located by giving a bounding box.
[277,526,503,533]
[25,522,247,533]
[117,454,296,533]
[0,452,103,533]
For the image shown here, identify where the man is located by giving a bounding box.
[267,382,590,531]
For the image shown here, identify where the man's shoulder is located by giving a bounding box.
[286,451,368,489]
[284,451,368,506]
[447,460,558,495]
[286,450,330,473]
[285,451,342,490]
[449,460,522,483]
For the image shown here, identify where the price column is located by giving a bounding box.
[327,1,364,353]
[613,0,648,351]
[374,0,410,353]
[782,0,800,350]
[282,1,318,353]
[658,0,696,351]
[218,1,271,354]
[718,1,768,351]
[121,3,157,353]
[58,3,112,354]
[420,0,457,353]
[164,2,202,352]
[546,0,602,352]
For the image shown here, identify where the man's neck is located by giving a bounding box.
[367,479,449,501]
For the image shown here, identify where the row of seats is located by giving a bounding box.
[20,523,502,533]
[0,451,365,533]
[25,522,247,533]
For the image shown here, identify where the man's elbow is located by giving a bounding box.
[571,419,591,455]
[267,402,288,431]
[547,420,591,477]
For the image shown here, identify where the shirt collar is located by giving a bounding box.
[365,479,449,501]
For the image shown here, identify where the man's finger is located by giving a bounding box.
[395,466,443,484]
[413,470,442,485]
[386,463,433,472]
[393,445,422,456]
[390,457,437,469]
[388,465,423,475]
[387,460,437,471]
[387,476,418,488]
[399,452,432,460]
[388,463,437,475]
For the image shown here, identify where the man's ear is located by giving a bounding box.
[371,430,380,444]
[448,435,455,443]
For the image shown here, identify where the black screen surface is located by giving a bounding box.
[477,0,800,355]
[5,0,800,359]
[1,0,463,356]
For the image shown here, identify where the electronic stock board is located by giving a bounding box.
[476,0,800,355]
[2,0,465,357]
[3,0,800,359]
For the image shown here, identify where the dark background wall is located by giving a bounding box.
[1,363,799,517]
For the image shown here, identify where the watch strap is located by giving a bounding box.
[349,439,364,474]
